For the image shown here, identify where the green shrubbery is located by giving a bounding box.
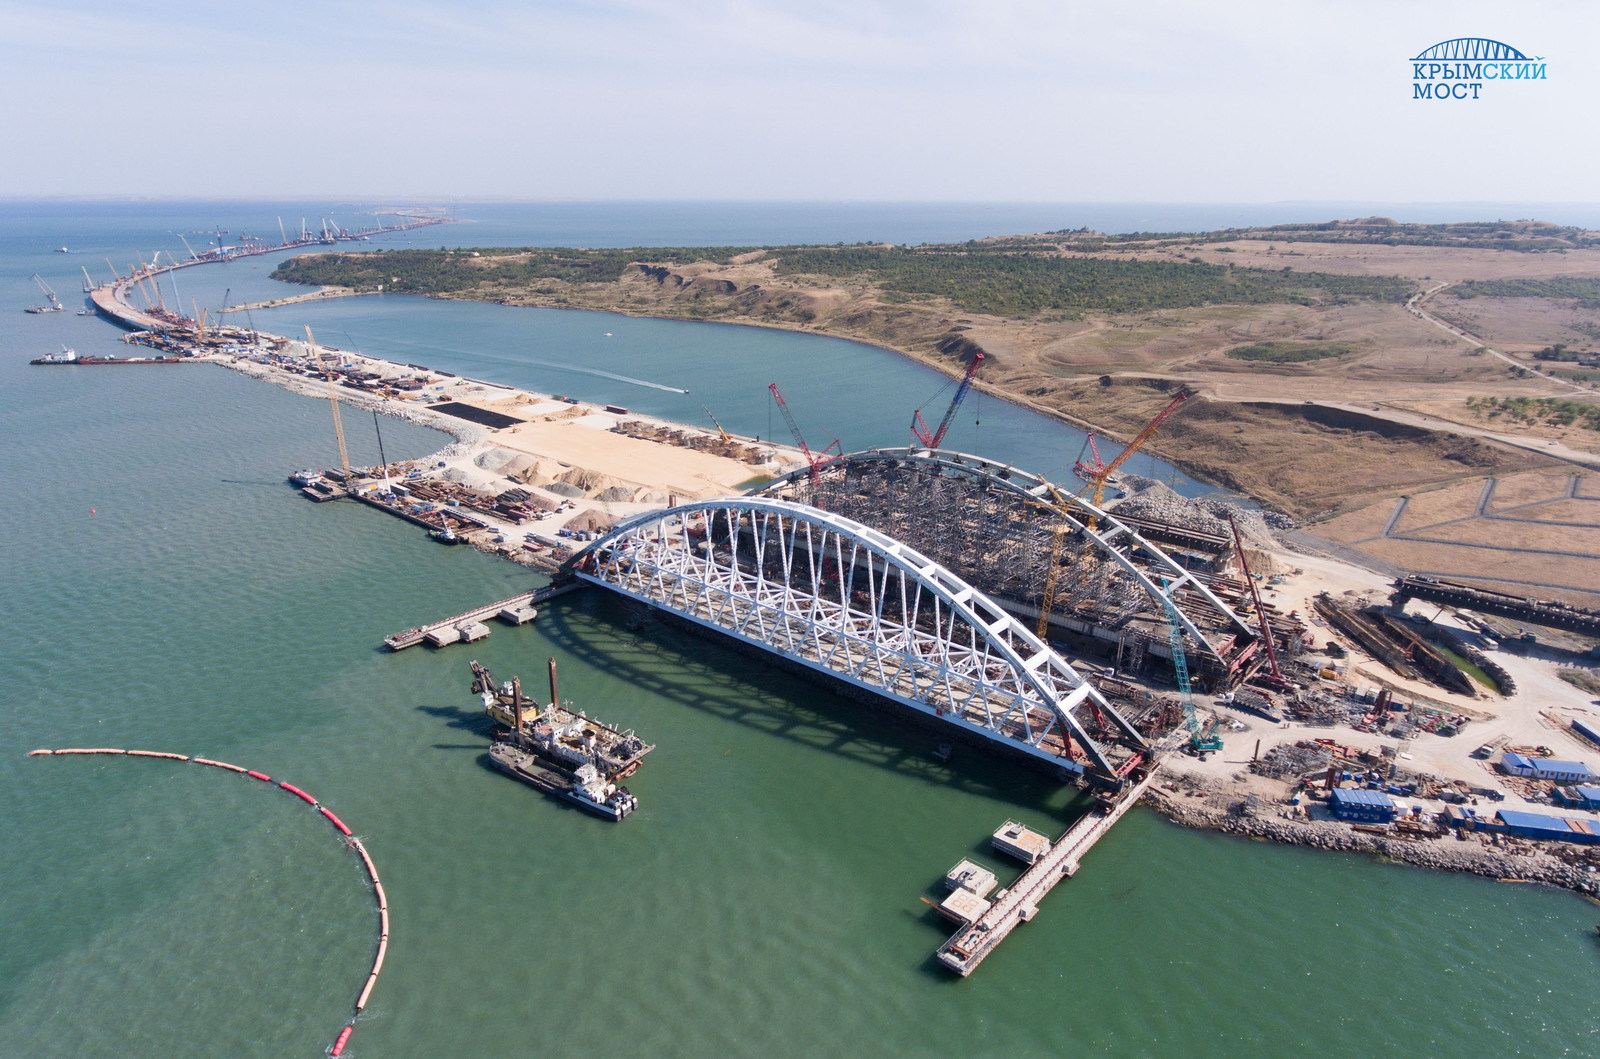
[1225,341,1354,363]
[1468,394,1600,430]
[767,246,1409,316]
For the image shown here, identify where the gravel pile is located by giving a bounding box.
[1110,476,1290,549]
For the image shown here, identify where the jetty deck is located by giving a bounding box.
[936,768,1159,976]
[384,581,586,650]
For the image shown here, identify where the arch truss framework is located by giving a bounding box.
[575,497,1147,779]
[1411,38,1529,62]
[752,447,1256,658]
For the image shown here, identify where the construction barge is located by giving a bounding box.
[471,659,654,820]
[29,346,187,366]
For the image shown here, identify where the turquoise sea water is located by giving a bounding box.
[2,201,1598,1057]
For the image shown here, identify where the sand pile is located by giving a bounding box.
[506,458,568,486]
[558,467,629,496]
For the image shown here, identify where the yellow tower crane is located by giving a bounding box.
[308,326,352,479]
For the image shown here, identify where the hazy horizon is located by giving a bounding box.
[3,2,1594,202]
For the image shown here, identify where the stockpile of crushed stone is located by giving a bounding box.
[1110,476,1291,551]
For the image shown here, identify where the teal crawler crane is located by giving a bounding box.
[1158,579,1223,755]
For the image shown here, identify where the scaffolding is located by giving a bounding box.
[776,455,1253,690]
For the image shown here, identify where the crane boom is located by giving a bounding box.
[178,234,200,261]
[308,326,352,478]
[1039,391,1192,634]
[1071,433,1106,486]
[701,403,731,442]
[1086,390,1189,507]
[1159,577,1222,753]
[29,274,63,311]
[768,383,839,493]
[910,351,984,448]
[1227,513,1284,684]
[138,256,165,311]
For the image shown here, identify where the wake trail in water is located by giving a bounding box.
[524,359,688,393]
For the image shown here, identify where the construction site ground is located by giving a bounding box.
[224,348,803,555]
[1151,538,1600,836]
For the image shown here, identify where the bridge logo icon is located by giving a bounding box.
[1410,38,1546,100]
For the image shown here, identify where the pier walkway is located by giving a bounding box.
[383,581,586,650]
[936,768,1160,976]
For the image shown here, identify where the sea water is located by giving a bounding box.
[1,200,1596,1057]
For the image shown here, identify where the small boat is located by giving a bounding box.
[54,247,69,253]
[76,307,95,316]
[932,742,953,764]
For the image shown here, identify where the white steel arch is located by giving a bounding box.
[572,497,1146,780]
[752,447,1256,654]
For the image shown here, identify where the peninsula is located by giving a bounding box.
[274,219,1600,609]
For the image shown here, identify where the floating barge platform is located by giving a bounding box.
[471,659,655,781]
[934,768,1159,976]
[474,658,652,821]
[383,581,584,650]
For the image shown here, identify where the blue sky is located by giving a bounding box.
[2,1,1594,201]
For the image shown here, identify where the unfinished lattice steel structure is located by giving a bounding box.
[750,448,1258,681]
[572,497,1148,782]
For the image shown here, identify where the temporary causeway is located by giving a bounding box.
[383,581,586,650]
[936,768,1159,976]
[28,747,386,1057]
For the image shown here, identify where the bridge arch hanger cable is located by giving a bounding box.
[570,496,1150,782]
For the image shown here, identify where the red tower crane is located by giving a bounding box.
[910,351,984,449]
[768,383,841,493]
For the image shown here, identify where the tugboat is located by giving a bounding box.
[31,345,78,364]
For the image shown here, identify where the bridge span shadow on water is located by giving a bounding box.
[416,589,1088,821]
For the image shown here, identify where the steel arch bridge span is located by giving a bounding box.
[571,497,1147,781]
[751,447,1255,655]
[1412,39,1528,62]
